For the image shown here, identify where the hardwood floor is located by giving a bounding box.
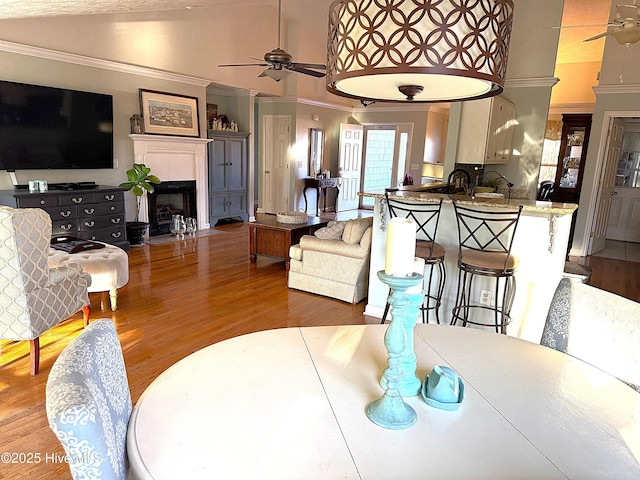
[0,220,637,479]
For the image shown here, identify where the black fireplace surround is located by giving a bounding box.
[147,181,196,236]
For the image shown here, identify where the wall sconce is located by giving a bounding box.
[326,0,514,103]
[312,114,320,122]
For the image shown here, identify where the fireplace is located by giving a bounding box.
[147,181,196,236]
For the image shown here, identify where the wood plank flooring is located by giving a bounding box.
[0,220,637,479]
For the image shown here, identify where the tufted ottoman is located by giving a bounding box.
[48,243,129,311]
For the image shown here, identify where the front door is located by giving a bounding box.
[337,123,364,212]
[262,115,290,214]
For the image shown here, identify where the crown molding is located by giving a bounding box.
[548,103,595,115]
[505,77,560,88]
[0,40,212,87]
[593,83,640,95]
[256,95,354,112]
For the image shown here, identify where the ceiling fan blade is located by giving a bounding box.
[290,62,326,70]
[218,63,270,67]
[583,30,613,42]
[286,65,326,78]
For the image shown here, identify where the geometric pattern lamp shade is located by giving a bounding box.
[327,0,514,103]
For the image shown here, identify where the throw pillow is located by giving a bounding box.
[342,217,373,245]
[314,221,347,240]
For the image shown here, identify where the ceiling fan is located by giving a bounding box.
[584,2,640,45]
[218,0,326,82]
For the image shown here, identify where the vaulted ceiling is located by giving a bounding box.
[0,0,612,65]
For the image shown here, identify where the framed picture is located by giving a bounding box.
[139,89,200,137]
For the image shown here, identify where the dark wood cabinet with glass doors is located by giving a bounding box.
[550,114,592,203]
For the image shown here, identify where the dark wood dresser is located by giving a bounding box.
[0,185,129,250]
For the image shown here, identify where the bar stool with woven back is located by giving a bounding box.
[451,201,523,334]
[381,192,446,324]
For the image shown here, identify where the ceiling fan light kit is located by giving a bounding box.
[582,2,640,45]
[326,0,514,103]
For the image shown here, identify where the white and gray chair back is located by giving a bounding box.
[46,318,132,479]
[541,278,640,392]
[0,206,91,374]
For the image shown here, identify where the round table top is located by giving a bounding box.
[127,324,640,479]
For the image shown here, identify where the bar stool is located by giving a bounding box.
[451,201,523,334]
[381,193,446,324]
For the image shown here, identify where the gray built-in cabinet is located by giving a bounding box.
[207,131,249,226]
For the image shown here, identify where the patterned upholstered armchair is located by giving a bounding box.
[46,318,131,480]
[0,206,91,375]
[541,278,640,392]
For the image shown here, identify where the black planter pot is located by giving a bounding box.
[126,221,149,246]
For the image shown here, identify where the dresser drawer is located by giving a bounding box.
[58,193,96,206]
[78,214,125,231]
[96,191,123,203]
[43,206,77,221]
[51,220,77,236]
[84,227,126,244]
[79,202,124,217]
[17,195,59,208]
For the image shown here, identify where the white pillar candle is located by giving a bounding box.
[407,257,425,294]
[385,218,417,276]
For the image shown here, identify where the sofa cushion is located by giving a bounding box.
[342,217,374,245]
[314,221,347,240]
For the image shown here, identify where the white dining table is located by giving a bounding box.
[127,324,640,479]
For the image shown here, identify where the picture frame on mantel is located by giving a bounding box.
[139,89,200,138]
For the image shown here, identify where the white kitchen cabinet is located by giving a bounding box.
[456,96,516,165]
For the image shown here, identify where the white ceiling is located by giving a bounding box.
[0,0,613,66]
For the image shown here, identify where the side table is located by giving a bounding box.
[303,177,340,215]
[249,215,329,269]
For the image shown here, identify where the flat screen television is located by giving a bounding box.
[0,80,113,170]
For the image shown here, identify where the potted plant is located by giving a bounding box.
[119,163,161,245]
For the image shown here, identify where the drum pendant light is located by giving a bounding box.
[326,0,515,103]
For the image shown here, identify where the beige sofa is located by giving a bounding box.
[288,217,373,303]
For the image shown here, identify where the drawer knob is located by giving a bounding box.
[84,208,95,214]
[61,210,71,218]
[111,218,121,224]
[105,194,115,201]
[110,206,115,211]
[40,200,45,205]
[112,232,122,238]
[84,221,95,227]
[72,197,83,204]
[61,224,72,231]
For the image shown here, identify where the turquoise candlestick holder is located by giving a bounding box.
[366,271,423,430]
[380,279,424,396]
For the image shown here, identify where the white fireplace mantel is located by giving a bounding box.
[130,134,211,231]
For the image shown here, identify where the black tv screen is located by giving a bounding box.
[0,80,113,170]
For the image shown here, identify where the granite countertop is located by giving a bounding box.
[360,190,578,215]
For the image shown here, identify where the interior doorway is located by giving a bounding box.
[262,115,290,214]
[587,113,640,255]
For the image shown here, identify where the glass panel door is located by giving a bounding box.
[359,125,412,208]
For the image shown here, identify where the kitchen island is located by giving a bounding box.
[362,191,578,343]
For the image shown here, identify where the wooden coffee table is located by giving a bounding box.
[249,214,329,269]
